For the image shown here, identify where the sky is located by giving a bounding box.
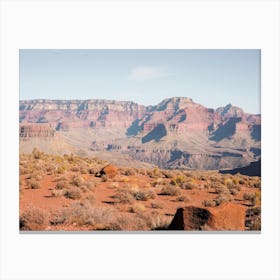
[19,49,261,114]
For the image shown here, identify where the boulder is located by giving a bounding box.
[99,164,118,179]
[169,203,246,231]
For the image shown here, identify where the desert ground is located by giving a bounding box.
[19,148,261,231]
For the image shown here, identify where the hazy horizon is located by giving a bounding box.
[20,49,261,114]
[19,96,260,115]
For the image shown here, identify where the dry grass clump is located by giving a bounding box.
[170,175,186,186]
[26,180,41,189]
[152,178,166,187]
[32,147,44,160]
[137,211,172,230]
[113,187,135,204]
[202,199,217,207]
[246,207,261,230]
[120,167,136,176]
[129,203,146,214]
[243,190,261,206]
[50,202,116,230]
[20,206,49,230]
[70,175,85,187]
[55,180,68,190]
[133,189,156,201]
[215,193,233,205]
[147,167,163,179]
[83,181,96,192]
[181,180,196,190]
[52,189,67,197]
[64,187,82,200]
[215,185,231,195]
[202,193,233,207]
[113,185,156,204]
[160,185,181,196]
[176,195,189,202]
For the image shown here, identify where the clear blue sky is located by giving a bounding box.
[20,49,260,114]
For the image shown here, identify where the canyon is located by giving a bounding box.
[19,97,261,170]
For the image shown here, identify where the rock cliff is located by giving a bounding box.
[19,97,261,170]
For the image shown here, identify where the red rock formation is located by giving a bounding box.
[99,164,118,179]
[169,203,246,230]
[19,98,261,170]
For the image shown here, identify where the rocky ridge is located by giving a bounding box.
[19,97,261,170]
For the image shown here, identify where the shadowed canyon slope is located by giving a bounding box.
[19,97,261,170]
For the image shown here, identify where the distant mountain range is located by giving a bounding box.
[19,97,261,170]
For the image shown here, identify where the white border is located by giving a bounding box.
[1,1,279,279]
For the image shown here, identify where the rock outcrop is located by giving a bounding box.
[19,124,55,138]
[169,203,246,230]
[99,164,118,179]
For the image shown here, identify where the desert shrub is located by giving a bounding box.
[253,181,261,188]
[56,166,66,174]
[129,203,146,214]
[160,185,181,196]
[176,195,189,202]
[55,181,68,190]
[64,187,82,200]
[229,189,239,196]
[113,185,156,204]
[170,175,186,186]
[150,201,164,209]
[121,168,136,176]
[215,193,233,205]
[52,189,67,197]
[243,192,255,202]
[80,194,95,206]
[113,188,135,204]
[152,178,166,187]
[70,166,80,172]
[202,199,217,207]
[147,167,162,179]
[32,148,43,160]
[161,170,173,179]
[53,202,115,229]
[138,211,172,230]
[20,207,48,230]
[27,180,40,189]
[215,185,230,195]
[54,176,68,182]
[84,181,96,191]
[239,178,245,185]
[181,181,196,190]
[71,175,85,187]
[133,189,156,201]
[243,191,260,206]
[19,166,30,175]
[46,165,55,173]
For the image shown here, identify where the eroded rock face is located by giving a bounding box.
[19,124,55,138]
[169,203,246,231]
[19,97,261,170]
